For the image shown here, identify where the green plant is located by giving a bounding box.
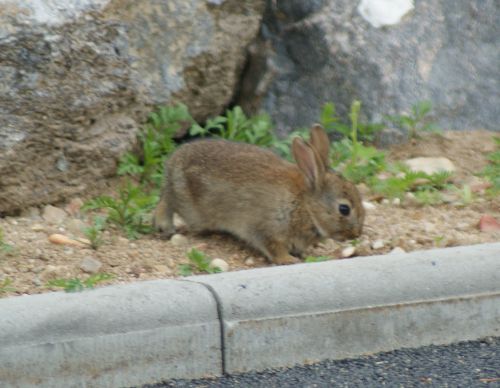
[83,216,107,250]
[83,180,157,239]
[118,104,191,185]
[0,278,14,294]
[386,100,440,139]
[47,273,114,293]
[0,227,14,257]
[481,136,500,194]
[178,248,221,276]
[304,255,331,263]
[414,189,444,206]
[371,168,453,200]
[190,106,275,147]
[320,102,383,142]
[330,100,386,183]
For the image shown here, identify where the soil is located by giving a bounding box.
[1,131,499,298]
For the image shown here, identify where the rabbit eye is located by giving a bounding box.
[338,204,351,216]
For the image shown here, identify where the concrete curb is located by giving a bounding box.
[1,243,499,387]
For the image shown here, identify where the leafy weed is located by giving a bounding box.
[178,248,221,276]
[47,273,114,293]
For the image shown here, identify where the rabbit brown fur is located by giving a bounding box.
[153,124,364,264]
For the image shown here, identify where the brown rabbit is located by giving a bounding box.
[153,124,364,264]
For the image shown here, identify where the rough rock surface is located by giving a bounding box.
[0,0,265,214]
[238,0,499,135]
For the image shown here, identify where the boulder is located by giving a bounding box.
[237,0,499,135]
[0,0,265,214]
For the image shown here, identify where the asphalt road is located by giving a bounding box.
[144,337,500,387]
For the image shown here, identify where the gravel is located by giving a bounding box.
[144,337,500,387]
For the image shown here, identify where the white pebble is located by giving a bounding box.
[362,201,376,210]
[209,258,229,272]
[371,239,385,250]
[170,234,188,247]
[341,246,357,258]
[392,198,401,206]
[244,257,255,266]
[389,247,406,255]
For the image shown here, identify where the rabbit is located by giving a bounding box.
[153,124,365,265]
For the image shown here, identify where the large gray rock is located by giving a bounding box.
[237,0,499,135]
[0,0,264,214]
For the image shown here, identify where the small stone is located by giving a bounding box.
[79,257,103,274]
[244,257,255,266]
[21,207,41,219]
[153,265,171,275]
[319,238,338,251]
[404,157,456,175]
[31,224,45,232]
[478,215,500,232]
[381,199,390,205]
[41,265,67,281]
[341,246,356,258]
[173,214,187,229]
[362,201,376,210]
[65,198,84,217]
[209,258,229,272]
[48,233,86,247]
[32,276,42,286]
[170,234,188,247]
[371,240,385,250]
[390,247,406,255]
[66,219,87,237]
[42,205,67,225]
[392,198,401,206]
[129,243,138,249]
[165,258,176,269]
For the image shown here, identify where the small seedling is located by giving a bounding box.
[414,190,444,206]
[330,100,386,183]
[371,168,453,200]
[178,248,221,276]
[47,273,114,293]
[0,227,15,257]
[83,180,157,239]
[386,100,440,139]
[480,136,500,195]
[190,106,275,148]
[304,255,331,263]
[0,278,14,295]
[118,104,190,185]
[83,216,107,250]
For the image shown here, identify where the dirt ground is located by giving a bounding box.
[1,130,499,297]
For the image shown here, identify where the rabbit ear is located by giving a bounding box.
[292,137,325,190]
[309,124,330,167]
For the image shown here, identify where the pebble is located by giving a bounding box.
[341,246,356,258]
[389,247,406,255]
[66,219,87,237]
[478,215,500,232]
[392,198,401,206]
[170,234,188,247]
[371,240,385,250]
[244,257,255,266]
[79,257,103,274]
[65,198,84,217]
[31,224,46,232]
[41,265,67,281]
[318,238,338,251]
[362,201,376,210]
[32,276,42,286]
[48,233,86,248]
[209,258,229,272]
[404,157,456,175]
[173,214,187,229]
[153,264,172,275]
[165,258,176,269]
[42,205,67,225]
